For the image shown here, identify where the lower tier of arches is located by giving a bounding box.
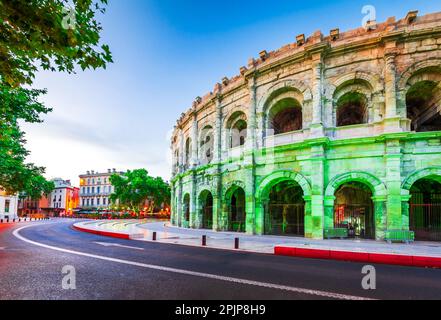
[172,167,441,242]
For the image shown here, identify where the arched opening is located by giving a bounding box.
[409,178,441,241]
[264,180,305,237]
[231,119,247,148]
[183,194,190,226]
[334,182,374,239]
[200,126,214,165]
[269,98,303,135]
[226,111,248,148]
[336,92,368,127]
[185,138,192,169]
[199,191,213,230]
[406,80,441,132]
[228,187,246,232]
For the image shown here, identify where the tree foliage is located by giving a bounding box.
[0,0,112,196]
[110,169,171,214]
[0,0,113,87]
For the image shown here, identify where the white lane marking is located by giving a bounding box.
[94,242,144,251]
[13,225,374,301]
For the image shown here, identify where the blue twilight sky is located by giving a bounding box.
[22,0,441,185]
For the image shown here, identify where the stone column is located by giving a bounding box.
[384,50,398,119]
[401,195,412,231]
[247,77,258,152]
[254,197,266,236]
[178,128,184,174]
[385,139,403,231]
[176,180,183,227]
[324,196,336,230]
[245,78,257,234]
[213,172,224,231]
[373,196,387,241]
[191,111,198,168]
[170,184,176,225]
[213,94,223,163]
[310,52,325,138]
[384,47,402,133]
[307,144,325,239]
[190,173,198,228]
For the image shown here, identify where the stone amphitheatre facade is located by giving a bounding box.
[170,11,441,242]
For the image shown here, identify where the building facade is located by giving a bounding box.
[79,169,122,211]
[18,178,79,217]
[0,190,18,220]
[49,178,80,216]
[18,196,49,217]
[170,11,441,242]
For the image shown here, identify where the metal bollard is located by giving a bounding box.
[202,235,207,246]
[152,232,157,241]
[234,238,240,250]
[0,219,3,224]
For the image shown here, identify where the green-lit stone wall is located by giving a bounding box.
[171,132,441,241]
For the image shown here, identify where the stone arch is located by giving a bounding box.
[223,180,247,201]
[325,171,387,198]
[198,189,214,230]
[224,109,248,148]
[398,59,441,91]
[222,181,247,232]
[257,170,312,201]
[331,75,377,127]
[402,167,441,191]
[331,71,382,94]
[182,192,191,227]
[198,125,214,165]
[223,106,248,129]
[397,61,441,131]
[258,79,313,112]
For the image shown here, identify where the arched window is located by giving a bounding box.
[268,98,303,135]
[200,126,214,165]
[336,92,368,127]
[226,111,248,148]
[406,79,441,132]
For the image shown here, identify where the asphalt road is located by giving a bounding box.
[0,219,440,300]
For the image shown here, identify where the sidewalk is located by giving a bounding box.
[73,220,441,268]
[137,222,441,257]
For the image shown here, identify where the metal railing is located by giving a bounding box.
[410,204,441,241]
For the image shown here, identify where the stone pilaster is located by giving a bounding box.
[213,173,223,231]
[384,49,398,118]
[189,173,198,228]
[307,143,325,239]
[401,195,412,231]
[384,46,402,132]
[373,196,387,240]
[191,111,198,168]
[213,94,223,163]
[310,51,325,137]
[176,180,183,227]
[178,128,184,174]
[324,196,336,229]
[385,139,403,231]
[247,77,258,152]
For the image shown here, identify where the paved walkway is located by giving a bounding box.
[136,222,441,257]
[72,220,441,257]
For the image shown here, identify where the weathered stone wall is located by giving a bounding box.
[171,11,441,241]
